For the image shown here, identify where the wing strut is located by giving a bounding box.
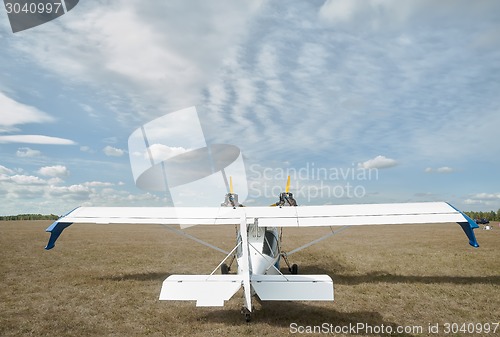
[209,242,241,276]
[240,215,252,314]
[286,225,351,256]
[159,224,229,255]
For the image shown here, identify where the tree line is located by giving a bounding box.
[464,209,500,222]
[0,214,60,221]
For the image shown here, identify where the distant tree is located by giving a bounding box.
[0,214,60,221]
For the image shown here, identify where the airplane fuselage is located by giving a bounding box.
[236,223,280,276]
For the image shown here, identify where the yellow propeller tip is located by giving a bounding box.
[285,175,291,193]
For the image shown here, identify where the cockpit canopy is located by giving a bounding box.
[236,228,279,258]
[263,229,278,257]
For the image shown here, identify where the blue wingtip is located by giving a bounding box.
[45,221,73,250]
[447,203,479,248]
[45,207,80,250]
[458,217,480,248]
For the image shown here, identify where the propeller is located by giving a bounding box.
[271,175,297,207]
[221,176,241,208]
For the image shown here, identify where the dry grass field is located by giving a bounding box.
[1,220,499,337]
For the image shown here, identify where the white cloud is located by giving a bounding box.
[462,193,500,208]
[16,147,42,157]
[469,193,500,200]
[463,199,482,205]
[8,186,46,200]
[202,4,420,159]
[38,165,70,178]
[358,155,398,169]
[79,103,96,117]
[103,145,125,157]
[317,0,426,29]
[147,144,189,162]
[8,0,266,122]
[425,166,454,174]
[80,146,94,153]
[319,0,361,23]
[0,135,76,145]
[1,1,499,213]
[103,137,118,144]
[0,92,54,127]
[0,169,157,213]
[48,184,91,201]
[83,181,114,187]
[0,165,15,175]
[317,0,488,29]
[437,167,454,173]
[10,175,47,185]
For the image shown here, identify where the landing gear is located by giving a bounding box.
[221,254,235,275]
[241,307,252,322]
[281,252,299,274]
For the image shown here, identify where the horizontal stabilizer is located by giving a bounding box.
[251,274,334,301]
[159,275,242,307]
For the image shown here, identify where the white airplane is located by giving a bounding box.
[45,177,479,321]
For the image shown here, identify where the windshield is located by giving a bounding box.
[262,230,278,257]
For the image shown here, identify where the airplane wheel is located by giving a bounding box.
[241,307,252,322]
[221,263,229,274]
[291,264,298,274]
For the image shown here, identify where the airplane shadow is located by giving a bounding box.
[97,272,171,282]
[298,265,500,285]
[96,266,500,285]
[95,268,497,335]
[202,302,418,337]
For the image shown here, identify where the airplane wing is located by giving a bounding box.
[44,206,248,250]
[45,201,479,249]
[248,202,479,248]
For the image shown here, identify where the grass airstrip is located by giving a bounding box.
[1,220,499,336]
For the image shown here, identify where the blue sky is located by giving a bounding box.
[1,0,499,215]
